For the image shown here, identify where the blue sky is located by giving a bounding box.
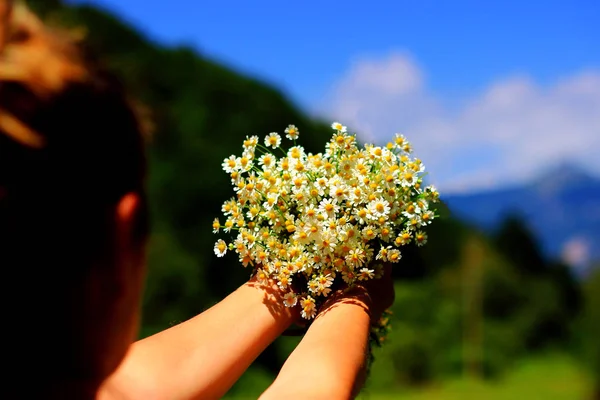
[68,0,599,107]
[68,0,600,192]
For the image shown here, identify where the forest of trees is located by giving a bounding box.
[26,1,600,398]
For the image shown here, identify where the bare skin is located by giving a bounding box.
[260,264,394,400]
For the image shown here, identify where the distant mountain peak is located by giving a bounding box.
[443,161,600,271]
[531,162,597,195]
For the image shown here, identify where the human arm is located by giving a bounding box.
[259,288,372,400]
[99,279,296,400]
[260,264,394,400]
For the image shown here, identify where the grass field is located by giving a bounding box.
[359,354,593,400]
[223,353,593,399]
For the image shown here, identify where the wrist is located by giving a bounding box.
[318,285,373,321]
[243,279,297,328]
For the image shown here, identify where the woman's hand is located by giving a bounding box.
[318,262,395,324]
[356,262,395,323]
[260,263,394,400]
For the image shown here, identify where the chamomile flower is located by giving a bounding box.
[300,296,317,319]
[256,269,269,285]
[237,154,253,172]
[214,239,227,257]
[346,248,366,267]
[213,122,438,322]
[285,124,299,140]
[258,153,276,169]
[367,198,391,220]
[331,121,347,133]
[376,245,392,261]
[387,248,402,263]
[283,292,298,307]
[317,274,334,288]
[358,267,375,281]
[415,231,428,246]
[318,198,339,218]
[265,132,282,148]
[243,135,259,150]
[342,268,357,284]
[277,273,292,290]
[222,155,237,173]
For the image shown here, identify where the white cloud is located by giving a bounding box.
[322,51,600,194]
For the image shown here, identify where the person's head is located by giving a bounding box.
[0,0,150,392]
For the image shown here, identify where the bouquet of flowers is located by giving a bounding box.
[213,122,440,338]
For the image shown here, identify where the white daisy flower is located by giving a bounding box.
[300,296,317,319]
[265,132,281,148]
[285,124,299,140]
[283,292,298,308]
[331,121,347,133]
[214,239,227,257]
[222,155,237,173]
[256,269,269,286]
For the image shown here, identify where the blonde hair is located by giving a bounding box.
[0,1,151,220]
[0,1,88,148]
[0,1,152,145]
